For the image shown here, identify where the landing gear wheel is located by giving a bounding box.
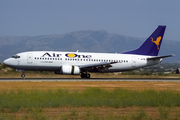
[80,73,91,78]
[21,74,25,78]
[80,73,86,78]
[86,73,90,78]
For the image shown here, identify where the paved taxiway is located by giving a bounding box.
[0,78,180,82]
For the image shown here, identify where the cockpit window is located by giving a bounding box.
[12,55,20,59]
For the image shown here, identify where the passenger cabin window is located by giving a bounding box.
[12,55,20,59]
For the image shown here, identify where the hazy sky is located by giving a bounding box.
[0,0,180,41]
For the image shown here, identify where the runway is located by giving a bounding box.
[0,78,180,82]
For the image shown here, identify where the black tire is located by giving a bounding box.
[80,73,86,78]
[86,73,90,78]
[21,74,25,78]
[80,73,91,78]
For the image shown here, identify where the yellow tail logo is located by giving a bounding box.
[151,36,161,49]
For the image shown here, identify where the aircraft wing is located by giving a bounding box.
[79,62,117,72]
[147,55,173,60]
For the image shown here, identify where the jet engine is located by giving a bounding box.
[54,65,80,75]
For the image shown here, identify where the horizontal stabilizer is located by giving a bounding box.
[147,55,174,60]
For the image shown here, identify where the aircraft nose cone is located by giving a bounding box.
[3,59,8,65]
[3,59,11,66]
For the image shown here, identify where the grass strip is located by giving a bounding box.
[0,88,180,112]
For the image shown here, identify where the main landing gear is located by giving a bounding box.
[80,72,91,78]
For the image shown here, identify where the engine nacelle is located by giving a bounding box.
[61,65,80,75]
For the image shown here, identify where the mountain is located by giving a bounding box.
[0,30,179,63]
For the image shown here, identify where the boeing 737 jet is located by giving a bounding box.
[3,26,172,78]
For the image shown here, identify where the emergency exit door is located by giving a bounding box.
[132,57,136,67]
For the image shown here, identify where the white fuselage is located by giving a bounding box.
[3,51,160,73]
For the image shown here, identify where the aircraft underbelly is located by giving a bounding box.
[15,65,60,71]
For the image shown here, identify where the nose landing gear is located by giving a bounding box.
[21,73,25,78]
[16,69,25,79]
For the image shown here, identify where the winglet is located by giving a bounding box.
[122,26,166,56]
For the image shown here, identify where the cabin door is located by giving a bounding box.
[27,53,33,63]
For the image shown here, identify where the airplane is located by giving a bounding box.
[3,26,173,78]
